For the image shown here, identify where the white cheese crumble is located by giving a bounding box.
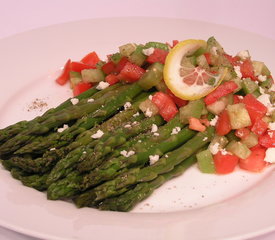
[124,102,132,110]
[91,130,104,139]
[210,115,219,126]
[96,81,110,90]
[124,124,132,128]
[153,133,160,136]
[148,95,153,100]
[258,75,267,82]
[50,148,56,151]
[209,142,220,155]
[83,151,87,154]
[220,148,229,155]
[120,150,135,158]
[138,140,142,143]
[264,148,275,163]
[269,84,275,92]
[237,50,250,60]
[257,94,275,114]
[149,155,160,165]
[268,131,274,138]
[133,112,140,117]
[57,124,69,133]
[145,108,153,117]
[211,46,218,55]
[269,122,275,130]
[165,154,168,158]
[132,121,138,125]
[87,98,94,103]
[259,87,265,95]
[203,137,208,141]
[151,124,158,133]
[171,127,181,135]
[142,47,155,56]
[234,66,242,79]
[70,98,79,105]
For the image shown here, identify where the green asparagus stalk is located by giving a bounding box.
[75,127,214,207]
[99,154,197,211]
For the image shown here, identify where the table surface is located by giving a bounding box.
[0,0,274,239]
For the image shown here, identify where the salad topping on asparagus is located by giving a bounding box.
[0,36,274,211]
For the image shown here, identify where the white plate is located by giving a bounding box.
[0,17,275,240]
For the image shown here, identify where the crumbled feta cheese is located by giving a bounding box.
[70,98,79,105]
[257,94,274,114]
[151,124,158,133]
[165,154,168,158]
[91,130,104,139]
[149,155,160,165]
[269,84,275,92]
[209,142,220,155]
[83,151,87,154]
[145,108,153,117]
[203,137,208,141]
[237,50,250,60]
[264,148,275,163]
[142,47,155,56]
[171,127,181,135]
[210,115,219,126]
[124,102,132,110]
[259,87,265,95]
[50,148,56,151]
[96,81,110,90]
[132,121,138,125]
[220,148,229,155]
[120,150,135,157]
[268,122,275,130]
[87,98,94,103]
[258,75,267,82]
[138,140,142,143]
[124,124,132,128]
[57,124,69,133]
[268,131,274,138]
[148,95,153,100]
[153,133,160,136]
[211,46,218,55]
[234,66,242,78]
[133,112,140,117]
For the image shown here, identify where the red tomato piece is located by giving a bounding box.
[242,94,267,125]
[240,59,257,81]
[223,53,240,66]
[239,146,267,172]
[189,117,206,132]
[105,74,119,85]
[55,59,71,85]
[215,110,232,136]
[73,82,92,96]
[172,40,179,48]
[259,130,275,148]
[204,81,238,105]
[214,151,239,174]
[115,57,129,73]
[102,61,116,75]
[117,62,145,83]
[251,118,268,136]
[152,92,178,121]
[71,61,95,73]
[146,48,169,64]
[233,95,243,104]
[166,88,188,107]
[235,128,250,139]
[80,51,100,67]
[203,53,212,65]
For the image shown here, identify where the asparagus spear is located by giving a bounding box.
[99,154,197,211]
[74,127,214,207]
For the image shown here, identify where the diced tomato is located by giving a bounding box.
[235,128,250,139]
[259,130,275,148]
[73,82,92,96]
[71,61,95,73]
[117,62,145,83]
[146,48,169,64]
[215,110,232,136]
[105,74,119,85]
[166,88,188,107]
[223,53,240,66]
[233,95,243,104]
[239,146,267,172]
[189,117,206,132]
[152,92,178,121]
[80,51,100,67]
[102,61,116,75]
[115,56,129,73]
[240,59,257,81]
[251,118,268,136]
[213,151,239,174]
[55,59,71,85]
[204,81,238,105]
[242,94,267,125]
[172,40,179,48]
[204,53,212,65]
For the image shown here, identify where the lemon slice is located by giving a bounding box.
[164,39,227,100]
